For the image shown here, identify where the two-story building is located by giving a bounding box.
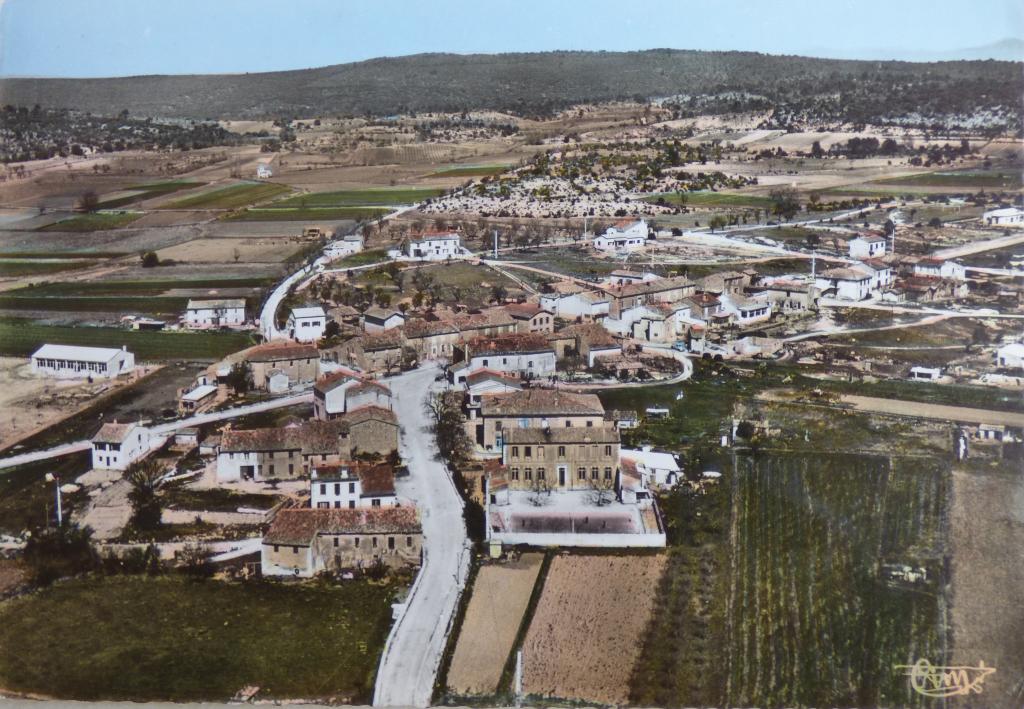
[474,388,606,450]
[454,334,557,382]
[538,289,610,321]
[602,276,696,317]
[313,372,392,421]
[504,303,555,334]
[914,258,967,281]
[593,219,648,252]
[184,298,246,328]
[310,463,399,509]
[404,231,462,260]
[816,266,874,301]
[91,422,152,470]
[501,425,621,492]
[325,233,364,259]
[848,235,887,259]
[245,343,320,390]
[287,305,327,342]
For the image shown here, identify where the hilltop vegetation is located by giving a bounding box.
[1,51,1018,132]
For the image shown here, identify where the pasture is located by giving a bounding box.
[159,182,291,209]
[38,212,142,232]
[269,187,444,207]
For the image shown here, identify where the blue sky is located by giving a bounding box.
[1,0,1021,78]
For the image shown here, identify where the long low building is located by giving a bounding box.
[31,343,135,379]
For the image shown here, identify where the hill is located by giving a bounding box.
[0,50,1020,128]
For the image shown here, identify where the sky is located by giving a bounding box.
[0,0,1021,78]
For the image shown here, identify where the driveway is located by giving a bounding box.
[373,364,470,708]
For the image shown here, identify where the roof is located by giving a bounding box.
[688,293,721,307]
[187,298,245,310]
[984,207,1024,217]
[181,384,217,402]
[221,420,348,454]
[851,235,887,244]
[820,267,871,281]
[357,464,397,497]
[503,425,621,444]
[997,343,1024,355]
[468,333,554,356]
[347,380,391,398]
[339,405,398,426]
[92,422,138,444]
[557,322,618,347]
[603,276,694,299]
[246,342,319,363]
[364,307,404,322]
[290,305,326,319]
[454,309,517,331]
[481,389,604,417]
[410,230,460,243]
[315,370,357,394]
[502,303,547,320]
[621,448,681,472]
[465,368,524,387]
[361,329,406,350]
[404,319,460,338]
[32,344,126,363]
[264,507,421,546]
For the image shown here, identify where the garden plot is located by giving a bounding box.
[520,554,666,704]
[156,237,311,264]
[447,554,543,696]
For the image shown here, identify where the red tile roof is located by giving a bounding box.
[264,507,421,546]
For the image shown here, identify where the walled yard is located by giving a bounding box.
[520,553,666,704]
[446,553,543,696]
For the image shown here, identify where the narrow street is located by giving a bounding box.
[374,364,470,708]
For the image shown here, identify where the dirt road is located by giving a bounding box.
[841,395,1024,426]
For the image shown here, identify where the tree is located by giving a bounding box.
[735,420,756,440]
[140,251,159,268]
[225,361,252,394]
[769,188,800,221]
[323,320,341,340]
[708,215,727,232]
[528,477,552,507]
[928,217,942,228]
[23,523,98,586]
[77,190,100,213]
[810,141,825,159]
[179,542,214,579]
[587,476,616,507]
[490,284,508,303]
[126,460,165,532]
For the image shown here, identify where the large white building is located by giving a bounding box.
[91,422,152,470]
[983,206,1024,227]
[287,305,327,342]
[310,464,399,509]
[996,343,1024,371]
[815,266,874,301]
[31,344,135,379]
[325,234,364,259]
[404,231,462,260]
[593,219,648,252]
[184,298,247,328]
[848,235,887,259]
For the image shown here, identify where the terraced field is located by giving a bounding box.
[38,212,143,232]
[159,182,291,209]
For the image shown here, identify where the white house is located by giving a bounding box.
[996,343,1024,371]
[362,307,405,333]
[310,464,398,509]
[909,366,942,381]
[848,235,887,259]
[31,344,135,379]
[538,290,610,320]
[184,298,247,328]
[314,372,392,421]
[620,447,683,488]
[404,231,461,260]
[463,336,557,380]
[325,234,364,259]
[816,266,874,301]
[593,219,648,252]
[720,292,772,326]
[91,422,152,470]
[914,258,967,281]
[256,164,273,179]
[983,206,1024,227]
[859,259,895,290]
[602,269,661,287]
[287,305,327,342]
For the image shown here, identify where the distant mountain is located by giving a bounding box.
[0,49,1019,125]
[807,38,1024,63]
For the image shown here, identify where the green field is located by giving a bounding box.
[38,212,142,232]
[96,180,206,209]
[0,260,97,277]
[0,295,193,315]
[646,191,775,208]
[269,187,445,208]
[337,247,390,267]
[0,575,396,701]
[0,319,253,360]
[427,164,509,177]
[223,206,392,222]
[0,452,92,534]
[161,182,291,209]
[10,277,274,298]
[872,170,1022,189]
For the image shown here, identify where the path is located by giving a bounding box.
[373,364,469,708]
[933,230,1024,260]
[840,395,1024,427]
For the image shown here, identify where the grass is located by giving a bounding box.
[0,575,397,702]
[223,206,392,222]
[269,187,445,208]
[0,251,129,259]
[161,486,282,512]
[337,248,390,267]
[38,212,142,232]
[96,180,206,209]
[0,318,254,360]
[0,452,92,535]
[427,164,509,178]
[161,182,291,209]
[10,277,274,298]
[646,191,775,208]
[0,260,96,277]
[872,170,1022,189]
[0,295,193,315]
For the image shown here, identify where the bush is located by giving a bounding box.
[178,543,214,579]
[23,523,98,586]
[140,251,159,268]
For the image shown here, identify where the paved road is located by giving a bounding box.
[934,231,1024,260]
[374,364,470,708]
[841,395,1024,427]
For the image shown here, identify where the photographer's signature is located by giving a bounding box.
[895,659,996,698]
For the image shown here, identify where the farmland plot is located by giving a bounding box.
[447,554,543,696]
[521,554,666,704]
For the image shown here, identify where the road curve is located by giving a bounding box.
[374,364,470,708]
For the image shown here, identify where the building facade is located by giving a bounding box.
[501,425,621,492]
[31,344,135,379]
[184,299,246,328]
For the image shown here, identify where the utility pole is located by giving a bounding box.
[45,473,61,526]
[811,250,816,281]
[493,229,498,260]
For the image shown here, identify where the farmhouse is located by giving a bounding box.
[31,344,135,379]
[848,235,887,259]
[325,233,364,259]
[593,219,648,252]
[218,421,350,482]
[996,342,1024,371]
[184,298,246,328]
[310,463,399,509]
[453,333,557,382]
[603,276,696,316]
[501,425,621,492]
[913,258,967,281]
[983,206,1024,226]
[754,279,820,313]
[504,303,555,334]
[327,330,405,374]
[287,305,327,342]
[547,322,622,364]
[815,266,874,301]
[362,307,405,333]
[261,507,422,577]
[91,422,152,471]
[256,163,273,179]
[405,230,462,260]
[245,342,319,389]
[475,388,605,450]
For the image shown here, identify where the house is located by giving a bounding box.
[404,231,462,260]
[621,447,683,487]
[719,292,772,327]
[602,269,661,287]
[848,235,887,259]
[475,388,605,449]
[218,421,350,482]
[245,343,320,390]
[91,422,152,470]
[363,307,405,334]
[697,270,754,296]
[547,322,622,364]
[909,366,942,381]
[310,463,399,509]
[178,383,217,414]
[983,206,1024,227]
[184,299,246,328]
[996,343,1024,371]
[593,219,648,252]
[455,334,557,381]
[31,344,135,379]
[974,424,1006,442]
[539,289,610,321]
[859,259,896,290]
[501,425,621,492]
[914,258,967,281]
[603,276,696,316]
[617,460,650,504]
[899,276,969,303]
[755,279,819,313]
[287,305,327,342]
[403,319,460,360]
[463,369,524,413]
[815,266,874,301]
[261,507,422,577]
[313,372,392,421]
[327,330,406,374]
[256,163,273,179]
[325,234,364,259]
[174,427,202,448]
[504,303,555,334]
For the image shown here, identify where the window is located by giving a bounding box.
[288,450,295,459]
[292,546,299,554]
[604,467,612,480]
[372,537,378,548]
[482,359,489,367]
[388,537,395,550]
[334,501,341,508]
[537,467,546,480]
[604,445,612,456]
[274,545,279,552]
[269,464,275,475]
[406,536,413,548]
[333,537,339,547]
[288,464,294,475]
[349,501,355,509]
[511,446,519,458]
[349,482,355,493]
[524,467,532,480]
[565,421,572,427]
[354,537,360,548]
[511,467,520,480]
[318,502,329,509]
[372,498,381,507]
[557,445,566,457]
[524,446,532,459]
[577,467,586,480]
[320,484,327,495]
[586,420,593,427]
[591,467,599,480]
[495,421,502,431]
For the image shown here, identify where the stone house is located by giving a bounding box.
[474,388,605,450]
[501,425,621,491]
[245,343,320,390]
